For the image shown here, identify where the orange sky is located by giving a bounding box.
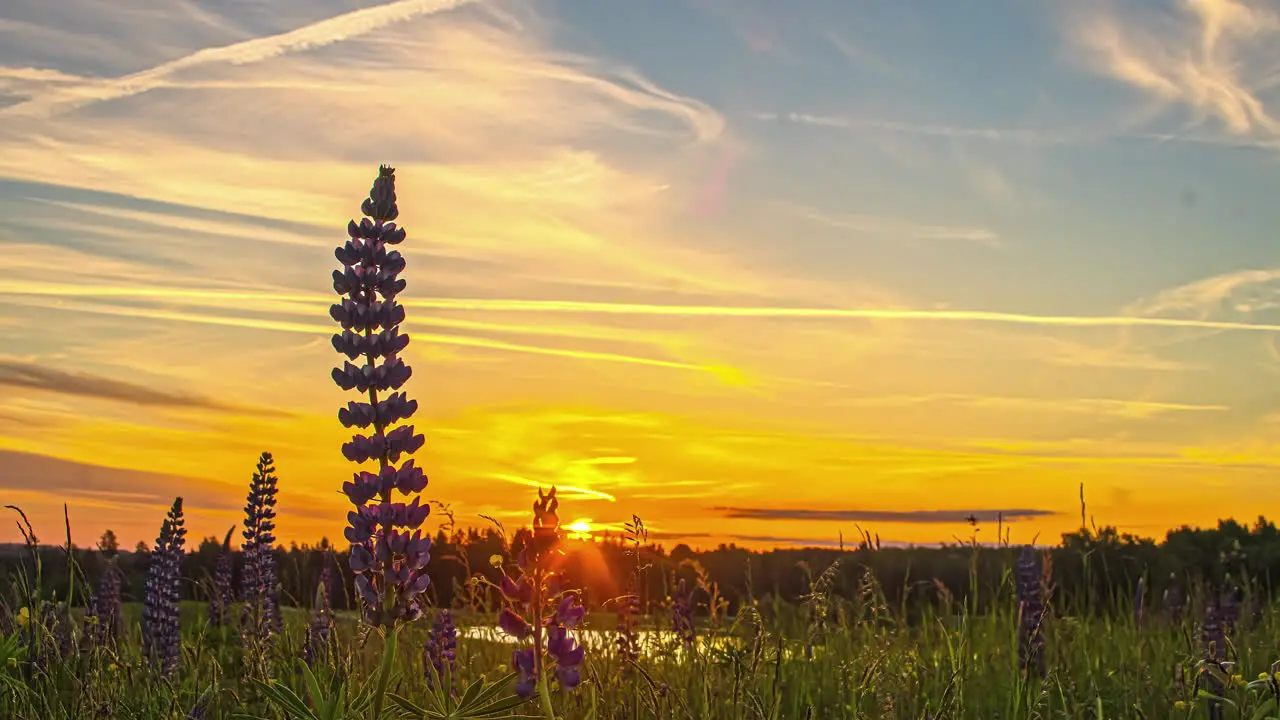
[2,0,1280,549]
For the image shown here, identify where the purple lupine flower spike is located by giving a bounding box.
[89,557,123,645]
[208,526,235,628]
[671,578,695,649]
[496,487,587,701]
[1015,545,1046,679]
[142,497,186,676]
[423,609,457,688]
[241,453,280,647]
[332,166,431,626]
[303,562,335,667]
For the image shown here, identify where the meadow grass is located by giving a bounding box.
[2,565,1278,719]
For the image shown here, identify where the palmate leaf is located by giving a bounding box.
[236,660,382,720]
[388,673,536,719]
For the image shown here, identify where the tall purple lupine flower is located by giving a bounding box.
[303,567,335,667]
[332,165,431,626]
[142,497,186,676]
[241,452,280,642]
[1015,545,1046,680]
[1203,601,1226,720]
[497,487,586,702]
[208,527,235,628]
[423,609,458,687]
[89,559,123,644]
[671,579,695,649]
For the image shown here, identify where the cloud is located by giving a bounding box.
[834,393,1227,420]
[14,280,1280,333]
[1125,268,1280,319]
[781,202,1001,248]
[755,110,1280,149]
[1067,0,1280,140]
[0,358,290,415]
[0,0,478,119]
[753,111,1074,144]
[716,507,1059,523]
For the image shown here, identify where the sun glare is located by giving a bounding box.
[565,518,593,539]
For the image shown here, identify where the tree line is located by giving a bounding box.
[2,514,1276,620]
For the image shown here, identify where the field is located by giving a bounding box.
[2,558,1279,719]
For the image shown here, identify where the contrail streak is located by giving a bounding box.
[8,296,712,373]
[1,0,476,119]
[4,281,1280,333]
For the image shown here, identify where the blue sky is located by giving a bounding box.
[0,0,1278,548]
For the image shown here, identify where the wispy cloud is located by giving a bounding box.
[0,358,290,415]
[717,507,1058,523]
[1067,0,1280,140]
[0,0,478,119]
[781,202,1001,247]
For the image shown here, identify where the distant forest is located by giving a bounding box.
[3,512,1278,621]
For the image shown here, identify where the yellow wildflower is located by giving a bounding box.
[1173,700,1187,711]
[15,607,28,626]
[489,554,503,568]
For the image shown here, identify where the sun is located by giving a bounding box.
[565,519,593,540]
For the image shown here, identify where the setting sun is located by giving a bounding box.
[565,519,594,539]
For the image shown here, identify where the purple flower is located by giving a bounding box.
[496,488,587,699]
[671,579,695,649]
[554,594,585,628]
[87,559,123,645]
[512,648,537,698]
[241,452,281,646]
[142,497,186,676]
[207,526,235,628]
[1015,545,1046,679]
[615,591,640,668]
[423,609,457,687]
[332,166,431,627]
[303,562,335,667]
[498,607,532,639]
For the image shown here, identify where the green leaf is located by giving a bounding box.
[1250,698,1277,720]
[467,694,535,718]
[389,693,427,718]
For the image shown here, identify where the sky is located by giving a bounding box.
[1,0,1279,551]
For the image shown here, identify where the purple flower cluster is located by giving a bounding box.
[497,488,587,699]
[303,564,335,667]
[670,578,695,648]
[332,166,431,626]
[506,594,587,698]
[1015,545,1046,679]
[423,608,458,687]
[208,527,234,628]
[87,560,122,645]
[241,452,280,641]
[615,590,640,668]
[142,497,186,676]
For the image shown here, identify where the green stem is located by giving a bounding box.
[533,565,556,720]
[371,626,399,719]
